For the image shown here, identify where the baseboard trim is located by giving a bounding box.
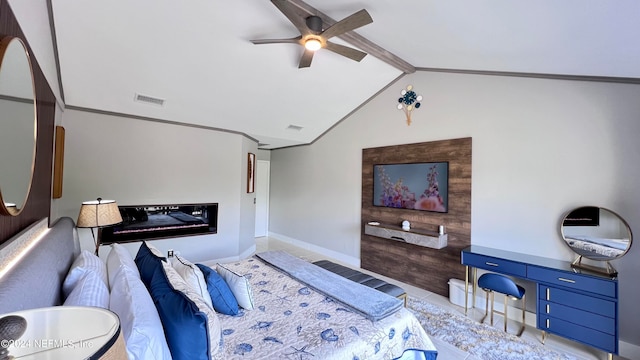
[200,244,256,266]
[620,340,640,360]
[239,244,256,260]
[267,232,360,267]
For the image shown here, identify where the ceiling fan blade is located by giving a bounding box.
[325,42,367,62]
[298,49,314,68]
[271,0,312,36]
[321,9,372,39]
[251,36,301,45]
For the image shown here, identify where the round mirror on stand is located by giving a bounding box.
[0,36,37,216]
[560,206,633,277]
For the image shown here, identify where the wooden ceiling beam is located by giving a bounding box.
[287,0,416,74]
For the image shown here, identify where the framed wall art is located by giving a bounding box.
[247,153,255,193]
[53,126,65,199]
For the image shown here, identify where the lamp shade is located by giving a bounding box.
[76,199,123,228]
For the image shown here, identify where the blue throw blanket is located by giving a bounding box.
[256,250,403,321]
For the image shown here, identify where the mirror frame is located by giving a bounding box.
[560,206,633,277]
[0,36,37,216]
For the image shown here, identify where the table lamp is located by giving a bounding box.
[76,198,123,255]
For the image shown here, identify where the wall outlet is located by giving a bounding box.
[167,249,174,258]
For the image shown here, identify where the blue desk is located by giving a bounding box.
[461,245,618,359]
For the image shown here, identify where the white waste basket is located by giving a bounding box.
[448,278,473,307]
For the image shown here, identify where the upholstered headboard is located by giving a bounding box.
[0,217,80,314]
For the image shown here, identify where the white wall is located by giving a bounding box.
[269,71,640,347]
[55,109,257,263]
[7,0,262,263]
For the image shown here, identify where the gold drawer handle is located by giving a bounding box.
[485,262,499,267]
[558,277,576,283]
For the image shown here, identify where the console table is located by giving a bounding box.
[461,245,618,359]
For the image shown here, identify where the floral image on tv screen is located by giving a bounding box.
[373,162,448,213]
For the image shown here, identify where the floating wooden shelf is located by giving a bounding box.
[364,223,447,249]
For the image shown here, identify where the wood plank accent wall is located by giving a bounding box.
[361,137,472,297]
[0,1,56,244]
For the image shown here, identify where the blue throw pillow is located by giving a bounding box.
[196,264,239,315]
[148,265,211,360]
[134,242,165,285]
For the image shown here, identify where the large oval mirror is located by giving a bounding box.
[561,206,633,262]
[0,36,37,216]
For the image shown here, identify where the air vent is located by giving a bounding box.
[286,124,303,131]
[134,93,165,106]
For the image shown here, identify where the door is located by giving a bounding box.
[255,160,270,237]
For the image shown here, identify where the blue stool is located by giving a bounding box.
[477,273,526,336]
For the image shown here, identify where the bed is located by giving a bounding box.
[564,235,629,260]
[209,253,435,359]
[0,217,437,360]
[0,217,80,313]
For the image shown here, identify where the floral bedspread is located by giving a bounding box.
[212,256,437,360]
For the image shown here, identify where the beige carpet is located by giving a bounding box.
[407,297,577,360]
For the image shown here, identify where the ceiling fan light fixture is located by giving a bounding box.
[304,38,322,51]
[250,3,373,68]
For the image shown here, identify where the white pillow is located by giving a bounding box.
[146,242,165,257]
[162,261,222,356]
[216,264,255,310]
[63,250,108,298]
[110,266,172,360]
[171,255,213,309]
[107,243,140,289]
[63,270,109,308]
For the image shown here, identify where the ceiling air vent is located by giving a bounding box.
[134,93,165,107]
[286,124,303,131]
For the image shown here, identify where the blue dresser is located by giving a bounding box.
[461,245,618,358]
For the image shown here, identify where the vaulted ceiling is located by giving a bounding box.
[11,0,640,148]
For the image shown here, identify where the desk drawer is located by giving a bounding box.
[539,285,616,318]
[461,252,526,277]
[539,300,615,335]
[528,266,616,297]
[539,315,616,353]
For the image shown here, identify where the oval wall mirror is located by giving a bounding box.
[0,36,37,216]
[561,206,633,276]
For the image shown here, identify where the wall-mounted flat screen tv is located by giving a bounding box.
[373,162,448,213]
[562,206,600,227]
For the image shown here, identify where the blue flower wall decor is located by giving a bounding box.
[397,85,422,125]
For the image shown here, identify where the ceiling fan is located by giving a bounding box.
[251,0,373,68]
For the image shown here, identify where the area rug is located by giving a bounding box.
[407,297,577,360]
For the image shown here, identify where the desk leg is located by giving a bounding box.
[607,353,612,360]
[464,266,469,315]
[472,267,477,310]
